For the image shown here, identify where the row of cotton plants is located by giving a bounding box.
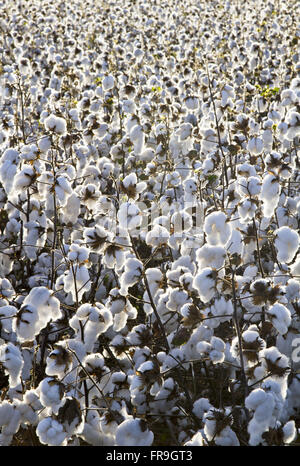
[0,0,299,446]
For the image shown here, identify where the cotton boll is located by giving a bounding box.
[247,136,264,155]
[0,343,24,387]
[196,244,226,269]
[36,417,68,446]
[0,149,20,195]
[259,347,290,384]
[245,388,275,445]
[62,192,81,225]
[38,377,65,413]
[281,89,297,106]
[274,226,299,263]
[0,305,16,335]
[237,176,261,197]
[193,268,217,303]
[260,173,280,218]
[184,96,199,110]
[56,397,83,437]
[145,224,170,247]
[204,211,231,246]
[13,304,39,342]
[46,344,72,378]
[210,296,234,323]
[76,304,113,350]
[204,408,239,445]
[120,172,146,199]
[184,431,204,446]
[119,258,143,296]
[285,279,300,301]
[17,389,43,425]
[53,175,72,207]
[102,75,115,91]
[116,418,153,446]
[83,225,111,253]
[13,166,37,191]
[22,286,62,333]
[80,407,114,445]
[267,303,291,335]
[282,420,296,444]
[130,125,145,154]
[167,287,191,313]
[0,401,21,446]
[192,398,212,419]
[118,202,143,231]
[44,114,67,136]
[63,262,91,302]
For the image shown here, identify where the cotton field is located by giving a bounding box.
[0,0,299,447]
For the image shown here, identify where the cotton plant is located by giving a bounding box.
[0,0,299,447]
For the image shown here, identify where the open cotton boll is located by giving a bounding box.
[17,390,43,426]
[119,258,143,296]
[55,176,73,207]
[67,243,89,263]
[130,125,145,154]
[237,176,261,197]
[184,431,204,446]
[286,111,300,140]
[281,89,297,106]
[282,420,296,444]
[13,304,39,342]
[38,377,65,413]
[44,114,67,136]
[36,417,68,446]
[62,192,81,225]
[193,268,217,303]
[167,288,191,313]
[116,418,154,446]
[171,210,193,236]
[76,303,113,349]
[260,173,280,218]
[83,225,111,253]
[274,226,299,263]
[145,224,170,247]
[102,75,115,91]
[204,211,231,246]
[210,296,234,324]
[81,407,114,445]
[45,343,73,378]
[12,166,37,191]
[0,343,24,387]
[117,202,143,231]
[196,244,226,269]
[0,305,16,335]
[22,286,62,331]
[204,409,239,445]
[247,136,264,155]
[267,303,291,335]
[0,148,20,195]
[63,264,91,302]
[120,172,146,199]
[192,398,212,419]
[0,401,22,446]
